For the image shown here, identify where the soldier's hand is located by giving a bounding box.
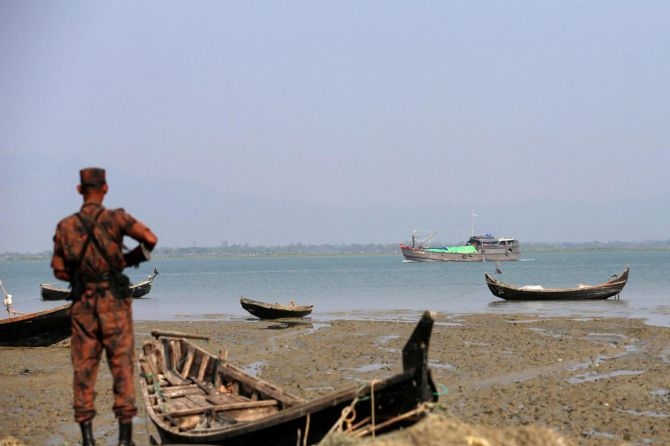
[123,244,151,268]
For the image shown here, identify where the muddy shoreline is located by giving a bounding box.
[1,313,668,445]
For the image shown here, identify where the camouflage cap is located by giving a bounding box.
[79,167,106,186]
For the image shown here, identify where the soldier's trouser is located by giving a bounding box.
[70,285,137,423]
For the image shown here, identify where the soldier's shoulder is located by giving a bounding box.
[106,207,136,222]
[57,212,79,225]
[108,207,129,215]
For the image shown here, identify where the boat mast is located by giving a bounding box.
[470,209,478,237]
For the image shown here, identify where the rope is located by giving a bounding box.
[369,379,381,439]
[324,396,359,437]
[434,383,449,396]
[351,402,434,438]
[302,413,311,446]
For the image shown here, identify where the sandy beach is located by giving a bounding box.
[1,312,668,445]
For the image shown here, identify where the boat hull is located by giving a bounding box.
[485,266,629,301]
[0,303,71,346]
[400,244,520,262]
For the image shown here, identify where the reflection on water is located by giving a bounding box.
[265,320,314,330]
[487,298,632,321]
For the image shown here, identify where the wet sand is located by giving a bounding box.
[1,313,668,445]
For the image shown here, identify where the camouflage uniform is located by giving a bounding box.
[51,168,155,426]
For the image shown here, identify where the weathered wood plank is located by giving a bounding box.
[196,354,209,381]
[179,346,195,378]
[163,399,279,418]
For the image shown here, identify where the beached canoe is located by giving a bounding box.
[240,297,313,319]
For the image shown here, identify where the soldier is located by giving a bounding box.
[51,167,158,446]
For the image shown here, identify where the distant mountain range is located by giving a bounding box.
[2,160,669,253]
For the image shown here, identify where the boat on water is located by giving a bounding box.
[400,231,520,262]
[40,267,159,300]
[485,265,630,301]
[240,297,313,319]
[138,311,437,445]
[1,280,71,347]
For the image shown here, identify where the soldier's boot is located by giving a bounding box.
[118,421,135,446]
[79,421,95,446]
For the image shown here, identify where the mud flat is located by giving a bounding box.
[1,313,668,445]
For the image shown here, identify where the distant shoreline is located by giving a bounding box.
[2,240,670,261]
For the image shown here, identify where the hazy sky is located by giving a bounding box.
[2,2,669,251]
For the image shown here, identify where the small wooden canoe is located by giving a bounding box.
[0,303,71,347]
[240,297,313,319]
[485,265,630,301]
[139,311,437,445]
[40,267,159,300]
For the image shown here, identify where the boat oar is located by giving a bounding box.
[150,329,210,341]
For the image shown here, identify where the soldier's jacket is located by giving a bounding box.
[52,203,139,279]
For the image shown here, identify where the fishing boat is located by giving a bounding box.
[485,266,630,301]
[138,311,438,445]
[40,267,159,300]
[240,297,313,319]
[400,231,520,262]
[1,280,71,347]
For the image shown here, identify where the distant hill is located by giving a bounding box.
[2,159,669,252]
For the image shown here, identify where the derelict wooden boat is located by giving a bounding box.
[138,311,438,445]
[0,303,71,347]
[40,267,159,300]
[485,265,630,301]
[240,297,313,319]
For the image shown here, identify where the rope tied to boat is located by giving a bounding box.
[301,413,311,446]
[1,280,17,317]
[321,376,436,442]
[325,396,360,437]
[322,378,383,439]
[369,379,379,439]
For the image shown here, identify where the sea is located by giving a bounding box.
[1,250,669,327]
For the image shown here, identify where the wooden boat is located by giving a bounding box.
[1,280,71,347]
[0,303,71,347]
[40,267,159,300]
[240,297,313,319]
[138,311,438,445]
[400,232,520,262]
[485,266,630,301]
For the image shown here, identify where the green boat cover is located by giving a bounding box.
[425,245,477,254]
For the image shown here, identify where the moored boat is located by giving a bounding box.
[138,311,437,445]
[240,297,313,319]
[40,267,159,300]
[485,265,630,301]
[1,280,71,347]
[400,232,520,262]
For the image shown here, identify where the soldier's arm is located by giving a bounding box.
[51,230,71,281]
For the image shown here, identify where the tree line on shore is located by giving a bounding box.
[2,239,670,261]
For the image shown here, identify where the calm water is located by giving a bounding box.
[1,251,669,327]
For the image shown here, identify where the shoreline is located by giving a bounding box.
[1,312,668,445]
